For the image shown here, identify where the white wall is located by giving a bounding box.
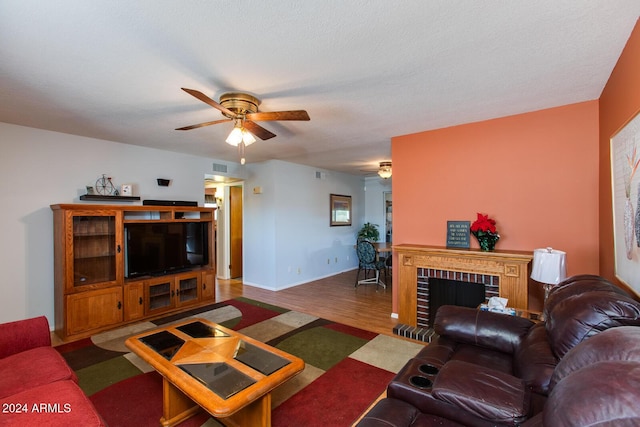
[0,122,238,324]
[243,160,364,290]
[0,122,369,324]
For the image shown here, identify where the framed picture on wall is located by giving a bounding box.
[330,194,352,226]
[610,108,640,289]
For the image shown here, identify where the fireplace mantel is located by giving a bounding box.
[395,244,533,328]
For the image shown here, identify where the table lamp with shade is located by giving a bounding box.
[531,247,567,305]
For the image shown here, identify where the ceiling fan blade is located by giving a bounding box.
[246,110,310,122]
[175,118,232,131]
[243,120,277,140]
[181,88,237,118]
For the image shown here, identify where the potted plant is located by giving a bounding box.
[357,222,380,242]
[470,213,500,251]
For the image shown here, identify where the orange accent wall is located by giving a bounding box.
[599,19,640,296]
[391,101,599,313]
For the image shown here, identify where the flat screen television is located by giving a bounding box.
[124,222,209,278]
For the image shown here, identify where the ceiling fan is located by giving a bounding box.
[176,88,310,163]
[361,161,392,179]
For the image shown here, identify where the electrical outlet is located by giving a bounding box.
[335,257,338,263]
[297,267,301,274]
[347,255,350,261]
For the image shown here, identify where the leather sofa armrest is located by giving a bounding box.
[432,360,530,426]
[515,322,557,395]
[434,305,535,354]
[0,316,51,359]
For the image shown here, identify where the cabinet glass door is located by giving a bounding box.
[178,276,199,305]
[72,215,117,286]
[148,280,173,312]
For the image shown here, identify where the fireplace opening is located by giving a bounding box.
[428,278,486,327]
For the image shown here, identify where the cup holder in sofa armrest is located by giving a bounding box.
[432,360,530,425]
[419,364,439,376]
[388,358,442,404]
[409,375,433,389]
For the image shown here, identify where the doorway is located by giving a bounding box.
[384,191,392,243]
[229,185,243,278]
[204,176,243,280]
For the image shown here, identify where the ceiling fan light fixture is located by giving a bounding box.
[241,128,256,146]
[225,126,243,146]
[225,122,256,147]
[378,161,392,179]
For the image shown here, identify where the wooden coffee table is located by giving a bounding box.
[125,318,305,427]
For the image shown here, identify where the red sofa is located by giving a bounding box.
[0,316,105,426]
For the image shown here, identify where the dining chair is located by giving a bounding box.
[355,239,387,289]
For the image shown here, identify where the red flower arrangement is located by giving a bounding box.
[470,213,499,251]
[470,213,497,234]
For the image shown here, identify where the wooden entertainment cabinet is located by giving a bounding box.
[50,204,216,341]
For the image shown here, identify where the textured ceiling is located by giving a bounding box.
[1,1,639,175]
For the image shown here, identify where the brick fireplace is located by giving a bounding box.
[393,244,532,341]
[417,270,499,328]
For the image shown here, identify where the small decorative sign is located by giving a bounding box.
[446,221,470,248]
[120,184,133,196]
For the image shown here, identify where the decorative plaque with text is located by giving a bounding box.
[446,221,470,248]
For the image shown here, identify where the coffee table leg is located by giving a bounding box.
[160,378,201,427]
[221,393,272,427]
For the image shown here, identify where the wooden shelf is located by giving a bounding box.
[50,203,216,341]
[80,194,141,201]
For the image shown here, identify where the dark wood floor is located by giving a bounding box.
[216,269,399,337]
[50,269,397,346]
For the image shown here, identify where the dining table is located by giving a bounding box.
[371,242,392,255]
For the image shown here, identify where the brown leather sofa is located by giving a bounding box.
[356,275,640,427]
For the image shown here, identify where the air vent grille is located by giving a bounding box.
[212,163,228,173]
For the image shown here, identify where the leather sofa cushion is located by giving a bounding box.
[545,291,640,359]
[550,326,640,390]
[0,380,105,426]
[544,275,627,318]
[514,322,557,395]
[449,342,513,374]
[434,305,534,354]
[432,360,529,426]
[356,397,466,427]
[0,346,77,399]
[414,336,514,374]
[387,358,504,427]
[412,335,455,367]
[544,361,640,426]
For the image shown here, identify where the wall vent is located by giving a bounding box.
[212,163,228,173]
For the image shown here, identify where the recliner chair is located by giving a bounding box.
[356,275,640,427]
[357,326,640,427]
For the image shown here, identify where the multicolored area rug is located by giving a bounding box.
[56,297,424,427]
